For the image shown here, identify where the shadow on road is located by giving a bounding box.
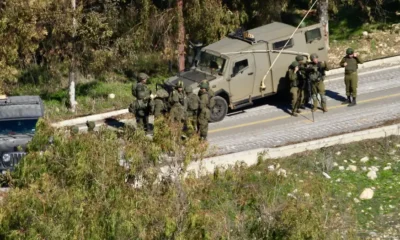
[226,93,295,117]
[326,90,347,102]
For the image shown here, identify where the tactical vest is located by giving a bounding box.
[344,57,359,72]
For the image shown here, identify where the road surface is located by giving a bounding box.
[77,64,400,156]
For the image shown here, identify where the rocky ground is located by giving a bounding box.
[328,23,400,68]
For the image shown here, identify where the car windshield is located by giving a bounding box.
[198,51,226,75]
[0,119,38,135]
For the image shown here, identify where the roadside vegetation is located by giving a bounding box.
[0,120,399,239]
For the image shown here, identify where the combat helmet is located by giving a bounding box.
[199,82,208,89]
[346,48,354,55]
[310,53,318,60]
[295,55,304,61]
[86,121,95,132]
[291,61,299,68]
[185,85,193,93]
[138,72,149,81]
[156,89,169,98]
[175,80,184,89]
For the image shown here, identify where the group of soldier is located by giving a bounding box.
[287,48,363,116]
[129,73,215,141]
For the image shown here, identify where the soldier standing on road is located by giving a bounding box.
[185,85,200,136]
[287,61,303,116]
[340,48,363,106]
[134,73,152,133]
[169,80,186,123]
[308,53,330,112]
[295,55,308,109]
[198,82,211,141]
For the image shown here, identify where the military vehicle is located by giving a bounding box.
[164,22,328,122]
[0,95,44,173]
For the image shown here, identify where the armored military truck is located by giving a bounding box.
[165,22,328,122]
[0,95,44,173]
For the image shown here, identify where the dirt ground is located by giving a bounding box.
[327,24,400,68]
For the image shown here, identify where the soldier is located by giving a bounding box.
[153,88,169,118]
[308,53,330,112]
[169,80,186,123]
[287,61,303,116]
[198,82,211,140]
[185,85,200,136]
[340,48,363,106]
[198,79,215,113]
[134,72,151,133]
[295,55,308,109]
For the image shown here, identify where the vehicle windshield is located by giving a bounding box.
[198,51,226,75]
[0,119,38,135]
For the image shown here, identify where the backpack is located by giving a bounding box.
[187,93,199,111]
[207,89,215,109]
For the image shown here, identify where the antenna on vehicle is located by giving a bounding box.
[259,0,318,95]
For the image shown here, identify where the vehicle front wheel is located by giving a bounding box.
[210,96,228,122]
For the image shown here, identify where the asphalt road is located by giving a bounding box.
[78,64,400,156]
[209,65,400,155]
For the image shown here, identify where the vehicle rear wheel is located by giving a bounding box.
[210,96,228,122]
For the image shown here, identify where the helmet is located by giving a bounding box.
[71,126,79,134]
[310,53,318,60]
[86,121,95,131]
[295,55,304,61]
[291,61,299,68]
[137,91,146,100]
[156,89,169,98]
[138,72,149,81]
[199,82,208,89]
[346,48,354,55]
[185,85,193,93]
[175,80,184,89]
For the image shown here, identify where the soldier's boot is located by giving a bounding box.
[312,99,318,112]
[348,97,357,107]
[322,102,328,112]
[292,110,298,117]
[342,96,351,105]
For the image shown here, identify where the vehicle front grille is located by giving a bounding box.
[1,152,27,170]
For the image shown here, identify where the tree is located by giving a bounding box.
[177,0,185,72]
[317,0,329,49]
[69,0,77,113]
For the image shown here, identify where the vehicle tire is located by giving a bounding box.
[210,96,228,122]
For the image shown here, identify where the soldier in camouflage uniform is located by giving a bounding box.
[198,82,211,140]
[340,48,363,106]
[185,85,200,136]
[169,80,186,123]
[134,73,152,133]
[153,88,169,118]
[287,61,303,117]
[295,55,308,109]
[308,53,330,112]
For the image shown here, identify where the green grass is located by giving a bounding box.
[7,73,170,122]
[2,121,400,238]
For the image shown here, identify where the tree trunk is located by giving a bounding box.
[69,0,77,112]
[177,0,185,72]
[317,0,329,50]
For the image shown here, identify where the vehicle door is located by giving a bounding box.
[302,24,328,62]
[228,54,255,102]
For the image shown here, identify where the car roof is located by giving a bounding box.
[0,96,44,120]
[204,22,296,54]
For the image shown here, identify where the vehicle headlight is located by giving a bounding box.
[2,154,11,163]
